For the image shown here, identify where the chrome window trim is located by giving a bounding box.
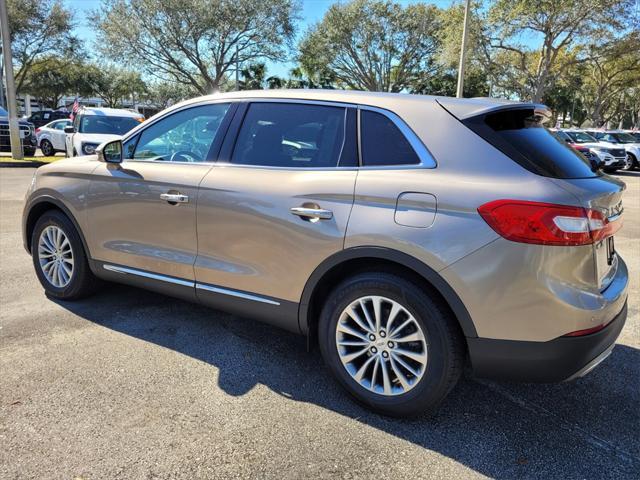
[195,283,280,306]
[120,96,437,170]
[103,264,194,287]
[357,105,437,169]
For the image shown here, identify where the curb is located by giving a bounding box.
[0,161,46,168]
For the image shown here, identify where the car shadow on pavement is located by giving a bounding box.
[54,284,640,479]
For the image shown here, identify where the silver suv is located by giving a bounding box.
[22,91,628,417]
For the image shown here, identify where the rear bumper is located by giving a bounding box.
[468,301,627,382]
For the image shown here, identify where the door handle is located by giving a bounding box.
[290,206,333,221]
[160,193,189,204]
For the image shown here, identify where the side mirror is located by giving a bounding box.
[96,140,123,164]
[64,126,75,134]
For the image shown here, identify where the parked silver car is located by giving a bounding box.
[22,90,628,416]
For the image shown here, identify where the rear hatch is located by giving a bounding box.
[438,100,625,290]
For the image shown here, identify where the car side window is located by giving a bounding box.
[54,121,68,130]
[231,103,346,168]
[360,110,420,166]
[131,103,231,163]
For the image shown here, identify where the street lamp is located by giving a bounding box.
[456,0,471,99]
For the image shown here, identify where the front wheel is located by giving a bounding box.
[318,272,464,417]
[31,210,99,300]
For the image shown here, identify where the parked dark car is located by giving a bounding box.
[0,107,37,156]
[26,110,70,129]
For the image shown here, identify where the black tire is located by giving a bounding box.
[31,210,99,300]
[24,147,36,157]
[318,272,465,417]
[40,139,54,156]
[629,153,638,171]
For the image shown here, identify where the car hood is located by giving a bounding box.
[75,133,121,144]
[0,115,34,126]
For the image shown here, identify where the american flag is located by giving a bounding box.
[70,97,79,120]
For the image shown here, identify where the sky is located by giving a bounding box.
[66,0,456,79]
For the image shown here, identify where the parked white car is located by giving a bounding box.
[560,130,627,172]
[35,119,72,156]
[585,130,640,171]
[65,107,144,157]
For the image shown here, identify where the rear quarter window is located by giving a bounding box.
[464,108,599,179]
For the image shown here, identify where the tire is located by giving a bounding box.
[318,272,465,417]
[31,210,99,300]
[628,153,638,171]
[40,139,54,156]
[24,147,36,157]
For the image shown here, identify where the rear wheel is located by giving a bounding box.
[627,153,638,171]
[31,210,99,300]
[40,139,54,156]
[318,272,464,417]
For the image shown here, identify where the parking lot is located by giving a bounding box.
[0,167,638,479]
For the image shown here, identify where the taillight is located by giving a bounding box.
[35,128,40,134]
[478,200,622,246]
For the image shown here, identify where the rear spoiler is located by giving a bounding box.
[436,98,551,124]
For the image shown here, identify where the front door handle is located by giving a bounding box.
[290,206,333,221]
[160,193,189,204]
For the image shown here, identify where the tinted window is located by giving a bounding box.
[464,109,599,179]
[133,103,230,162]
[231,103,345,168]
[80,115,141,135]
[360,110,420,166]
[565,131,597,143]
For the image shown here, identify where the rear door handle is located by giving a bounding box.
[290,206,333,221]
[160,193,189,204]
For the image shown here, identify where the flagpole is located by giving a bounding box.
[456,0,472,99]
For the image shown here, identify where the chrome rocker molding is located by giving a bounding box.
[102,264,280,305]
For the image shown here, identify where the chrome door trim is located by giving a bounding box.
[195,283,281,306]
[103,264,195,287]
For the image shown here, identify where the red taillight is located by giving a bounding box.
[478,200,622,246]
[35,128,40,134]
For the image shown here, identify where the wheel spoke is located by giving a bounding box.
[380,358,392,395]
[393,331,424,343]
[385,302,402,332]
[359,299,376,332]
[369,356,380,390]
[346,308,373,334]
[337,322,369,341]
[389,356,410,390]
[394,348,428,365]
[353,355,376,382]
[372,296,382,332]
[337,339,368,347]
[390,351,420,377]
[389,318,413,339]
[340,346,369,364]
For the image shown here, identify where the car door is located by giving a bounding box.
[195,101,358,331]
[86,102,234,291]
[65,114,80,156]
[51,121,69,150]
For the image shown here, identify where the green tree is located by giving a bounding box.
[238,63,267,90]
[487,0,635,102]
[143,81,198,109]
[88,67,148,108]
[579,33,640,127]
[95,0,300,95]
[298,0,440,92]
[5,0,78,93]
[20,56,89,108]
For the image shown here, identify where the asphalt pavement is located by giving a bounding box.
[1,167,639,479]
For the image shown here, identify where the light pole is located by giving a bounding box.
[456,0,471,99]
[0,0,23,159]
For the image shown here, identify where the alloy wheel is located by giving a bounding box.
[38,225,74,288]
[335,295,428,396]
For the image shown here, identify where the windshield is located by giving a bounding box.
[614,132,637,143]
[79,115,141,135]
[565,131,597,143]
[0,107,7,116]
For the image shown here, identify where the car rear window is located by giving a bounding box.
[360,110,420,166]
[464,108,599,179]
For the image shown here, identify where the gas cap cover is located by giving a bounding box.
[394,192,437,228]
